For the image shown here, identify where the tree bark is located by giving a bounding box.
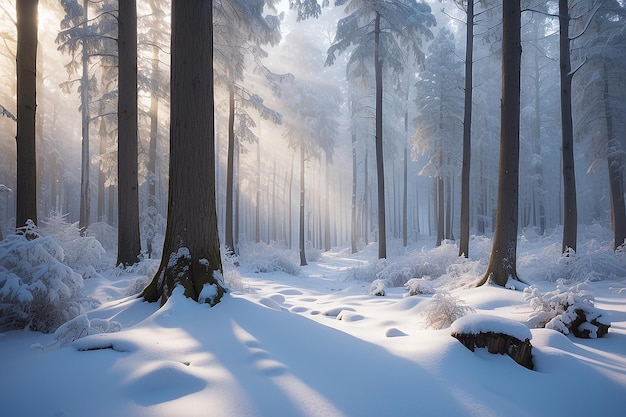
[374,12,386,259]
[559,0,577,254]
[142,0,225,305]
[299,145,307,266]
[351,131,358,253]
[324,155,331,251]
[79,0,90,236]
[16,0,38,231]
[478,0,522,287]
[224,70,235,254]
[117,0,141,266]
[146,44,160,258]
[459,0,473,257]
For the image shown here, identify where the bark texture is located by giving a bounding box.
[374,12,387,259]
[142,0,225,305]
[478,0,522,287]
[117,0,141,266]
[16,0,39,230]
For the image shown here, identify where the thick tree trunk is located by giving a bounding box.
[224,71,235,254]
[604,64,626,250]
[79,0,90,236]
[559,0,577,254]
[117,0,141,266]
[479,0,522,287]
[299,146,307,266]
[142,0,225,305]
[459,0,473,257]
[374,12,386,259]
[16,0,38,231]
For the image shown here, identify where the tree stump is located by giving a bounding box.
[452,331,534,370]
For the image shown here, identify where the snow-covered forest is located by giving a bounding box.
[1,1,626,416]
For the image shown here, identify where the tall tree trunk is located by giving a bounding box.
[532,44,546,235]
[364,147,369,245]
[299,146,307,266]
[224,70,235,254]
[436,176,444,246]
[234,138,240,250]
[289,150,294,249]
[479,0,522,287]
[351,131,358,253]
[16,0,38,231]
[142,0,225,305]
[459,0,473,257]
[559,0,577,254]
[403,142,408,247]
[324,155,331,252]
[374,11,386,259]
[117,0,141,266]
[603,63,626,250]
[79,0,90,235]
[255,137,261,243]
[146,44,160,258]
[97,117,107,223]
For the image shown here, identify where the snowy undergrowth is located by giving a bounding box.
[237,242,301,276]
[0,234,90,332]
[39,213,112,278]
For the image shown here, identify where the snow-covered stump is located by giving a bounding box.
[451,314,534,370]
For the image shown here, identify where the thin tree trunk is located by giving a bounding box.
[255,136,261,243]
[79,0,90,235]
[146,45,160,258]
[16,0,39,231]
[403,142,408,247]
[117,0,141,266]
[324,154,331,251]
[559,0,577,254]
[289,150,294,249]
[299,146,307,266]
[225,70,235,254]
[374,11,386,259]
[351,131,358,253]
[459,0,473,257]
[532,44,546,235]
[479,0,522,287]
[436,176,444,246]
[364,147,369,245]
[97,118,106,223]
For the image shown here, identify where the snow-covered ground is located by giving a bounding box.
[2,225,626,417]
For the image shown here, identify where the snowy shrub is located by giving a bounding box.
[404,278,435,296]
[0,235,87,332]
[39,213,112,277]
[238,242,301,276]
[125,276,151,296]
[345,259,386,283]
[221,251,247,292]
[32,314,121,351]
[524,279,610,338]
[423,291,474,330]
[369,279,386,296]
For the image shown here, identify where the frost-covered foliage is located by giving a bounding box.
[32,314,121,351]
[238,242,301,276]
[39,213,112,277]
[221,251,247,292]
[346,241,474,288]
[404,278,435,296]
[524,279,610,338]
[369,279,386,296]
[423,291,474,330]
[0,235,86,332]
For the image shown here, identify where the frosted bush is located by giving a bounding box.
[32,314,121,351]
[524,279,610,338]
[238,242,301,276]
[404,278,435,296]
[0,235,87,332]
[369,279,386,296]
[423,291,474,330]
[345,259,386,282]
[125,276,151,296]
[39,213,112,277]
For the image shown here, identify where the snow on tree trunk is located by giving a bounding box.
[142,0,225,305]
[478,0,523,287]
